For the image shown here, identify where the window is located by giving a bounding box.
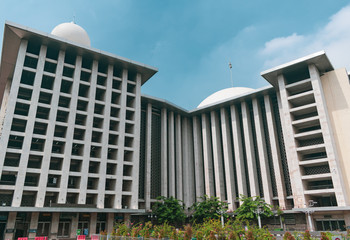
[58,222,70,237]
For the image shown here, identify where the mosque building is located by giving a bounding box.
[0,21,350,239]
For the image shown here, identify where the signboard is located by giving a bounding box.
[332,236,341,240]
[5,229,14,233]
[29,229,37,233]
[76,229,81,235]
[83,228,88,236]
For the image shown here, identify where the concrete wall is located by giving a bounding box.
[321,68,350,202]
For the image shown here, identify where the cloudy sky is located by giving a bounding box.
[1,1,350,109]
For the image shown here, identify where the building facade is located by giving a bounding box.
[1,21,350,239]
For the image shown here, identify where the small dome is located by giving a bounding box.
[197,87,254,108]
[51,22,91,47]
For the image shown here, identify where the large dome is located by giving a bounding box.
[197,87,254,108]
[51,22,91,47]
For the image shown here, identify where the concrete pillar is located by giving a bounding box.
[220,107,237,210]
[89,213,97,236]
[344,212,350,228]
[70,214,79,238]
[0,40,27,180]
[124,213,131,224]
[168,111,176,197]
[58,55,82,203]
[241,101,259,197]
[161,108,168,197]
[36,49,65,207]
[201,113,215,197]
[131,73,142,209]
[50,212,60,240]
[107,213,114,234]
[175,114,183,200]
[145,103,152,210]
[28,212,39,239]
[192,116,204,199]
[96,65,113,208]
[4,212,16,240]
[309,64,348,206]
[12,44,47,207]
[277,76,305,208]
[182,117,195,208]
[264,95,287,209]
[114,68,129,209]
[79,60,97,204]
[252,98,273,204]
[230,105,248,198]
[210,111,225,200]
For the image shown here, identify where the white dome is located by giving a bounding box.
[51,22,91,47]
[197,87,254,108]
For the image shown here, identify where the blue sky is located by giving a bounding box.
[1,1,350,109]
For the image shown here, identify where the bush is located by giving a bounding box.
[283,231,295,240]
[303,230,311,240]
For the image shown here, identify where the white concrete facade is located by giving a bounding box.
[1,23,350,238]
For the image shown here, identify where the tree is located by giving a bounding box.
[152,196,186,225]
[191,195,228,223]
[235,195,273,221]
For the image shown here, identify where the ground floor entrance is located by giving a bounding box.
[1,211,134,240]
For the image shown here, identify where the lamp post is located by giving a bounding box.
[304,200,317,232]
[254,206,264,229]
[217,201,228,228]
[147,210,156,224]
[217,208,226,228]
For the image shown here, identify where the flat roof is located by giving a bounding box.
[0,21,158,105]
[261,51,334,87]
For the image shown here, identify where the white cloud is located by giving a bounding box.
[260,5,350,70]
[261,33,304,55]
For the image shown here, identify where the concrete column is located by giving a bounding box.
[89,213,97,236]
[252,98,273,204]
[12,44,47,207]
[145,103,152,210]
[161,108,168,197]
[28,212,39,239]
[277,76,305,208]
[107,213,114,234]
[50,212,60,239]
[309,64,348,206]
[124,213,131,224]
[344,212,350,228]
[97,65,113,208]
[58,55,82,203]
[175,114,183,200]
[114,68,128,209]
[168,111,176,197]
[130,73,142,209]
[264,95,287,209]
[220,107,236,210]
[78,60,98,204]
[201,113,215,196]
[241,101,259,197]
[210,111,225,200]
[70,214,79,238]
[182,117,195,208]
[0,40,27,179]
[36,49,65,207]
[192,116,204,199]
[4,212,16,240]
[230,105,248,197]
